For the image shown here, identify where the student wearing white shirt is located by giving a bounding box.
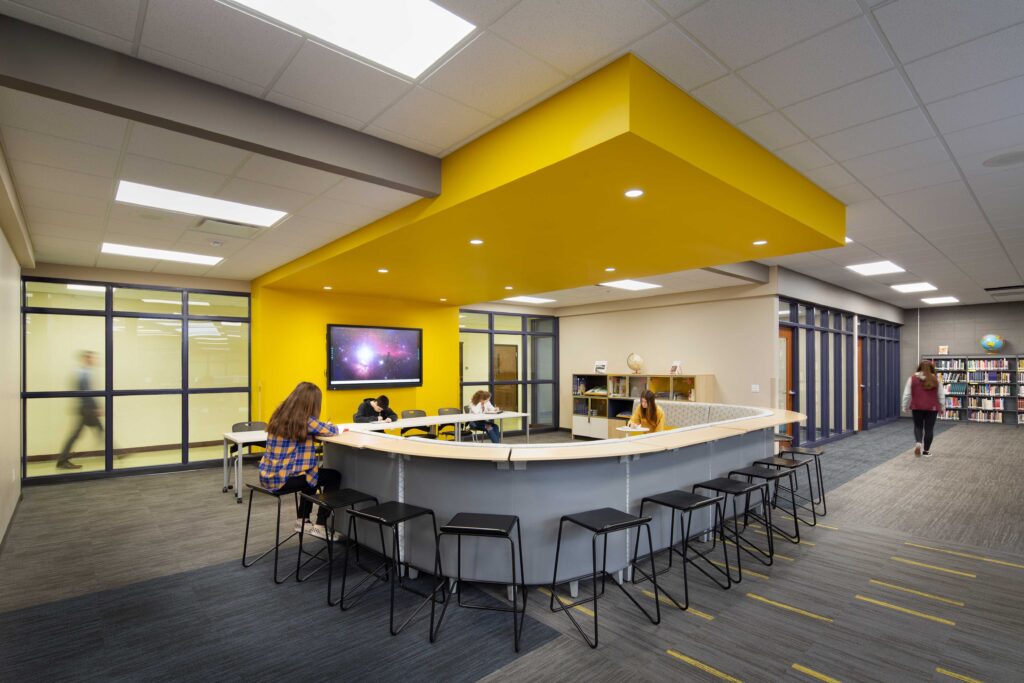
[468,390,502,443]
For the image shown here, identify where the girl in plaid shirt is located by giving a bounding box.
[259,382,342,541]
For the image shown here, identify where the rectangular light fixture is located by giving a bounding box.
[922,296,959,304]
[115,180,286,227]
[891,282,937,293]
[67,284,105,292]
[845,261,904,276]
[504,296,556,304]
[102,242,223,266]
[233,0,475,79]
[845,237,853,243]
[599,279,662,291]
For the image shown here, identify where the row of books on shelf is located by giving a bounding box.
[968,397,1008,410]
[931,359,965,371]
[967,371,1013,383]
[966,359,1011,370]
[969,385,1013,396]
[942,382,967,394]
[968,411,1004,423]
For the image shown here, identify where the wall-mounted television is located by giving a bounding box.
[327,324,423,390]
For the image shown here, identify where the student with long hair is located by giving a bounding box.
[468,389,502,443]
[901,360,946,458]
[629,390,666,432]
[259,382,342,540]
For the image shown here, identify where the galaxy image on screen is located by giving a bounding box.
[328,325,422,388]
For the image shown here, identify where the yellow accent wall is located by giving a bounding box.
[252,286,460,423]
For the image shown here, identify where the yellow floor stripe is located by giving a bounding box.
[781,515,839,531]
[854,595,955,626]
[746,592,833,622]
[891,556,976,578]
[640,589,714,620]
[905,542,1024,570]
[537,587,595,617]
[868,579,965,606]
[723,539,793,561]
[751,528,816,546]
[792,663,842,683]
[935,666,984,683]
[708,558,769,580]
[666,649,742,683]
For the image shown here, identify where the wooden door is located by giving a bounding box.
[778,327,794,436]
[493,344,519,410]
[857,337,865,430]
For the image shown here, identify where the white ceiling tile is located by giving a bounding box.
[18,185,108,217]
[847,198,910,231]
[944,112,1024,160]
[0,127,120,176]
[690,75,772,123]
[875,0,1024,65]
[0,87,128,149]
[815,108,934,161]
[803,163,855,189]
[264,91,366,130]
[885,180,988,229]
[298,197,386,226]
[828,182,874,204]
[0,0,135,52]
[773,140,834,171]
[28,221,104,241]
[422,32,565,119]
[234,154,341,195]
[102,230,181,250]
[271,41,412,125]
[108,203,197,231]
[651,0,705,17]
[257,218,342,250]
[30,233,98,254]
[32,248,98,267]
[120,154,229,196]
[927,74,1024,134]
[95,253,157,271]
[967,165,1024,198]
[127,123,250,175]
[362,125,444,157]
[432,0,517,27]
[738,112,805,150]
[217,177,314,214]
[141,0,303,88]
[489,0,664,75]
[860,160,961,197]
[371,86,493,152]
[150,261,216,276]
[630,23,726,91]
[137,47,267,98]
[323,179,419,212]
[904,23,1024,103]
[954,141,1024,179]
[739,18,893,108]
[781,69,916,138]
[10,161,114,200]
[677,0,860,69]
[23,205,106,231]
[843,137,949,179]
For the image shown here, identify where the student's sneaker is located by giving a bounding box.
[294,519,309,533]
[922,451,932,458]
[914,443,922,457]
[55,460,82,469]
[307,524,343,542]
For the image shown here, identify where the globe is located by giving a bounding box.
[626,352,644,373]
[980,334,1004,352]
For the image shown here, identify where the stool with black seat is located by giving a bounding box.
[433,513,527,651]
[779,445,827,515]
[435,407,461,441]
[629,490,731,611]
[753,453,818,528]
[242,483,303,583]
[728,465,802,544]
[294,488,379,605]
[461,405,486,442]
[691,477,774,583]
[400,409,435,439]
[341,501,448,639]
[550,507,661,649]
[225,421,267,493]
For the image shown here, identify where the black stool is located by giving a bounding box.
[729,466,801,544]
[550,507,660,648]
[434,513,527,651]
[692,478,774,583]
[630,490,730,611]
[753,454,818,528]
[295,488,379,605]
[780,445,826,515]
[242,484,302,583]
[342,501,447,639]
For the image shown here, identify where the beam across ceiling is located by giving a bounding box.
[0,16,440,197]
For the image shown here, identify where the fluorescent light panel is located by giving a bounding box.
[845,260,904,276]
[922,296,959,304]
[67,284,105,292]
[102,242,223,266]
[232,0,474,78]
[599,279,662,291]
[115,181,286,227]
[891,282,937,293]
[504,296,556,304]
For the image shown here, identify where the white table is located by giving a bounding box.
[222,430,267,503]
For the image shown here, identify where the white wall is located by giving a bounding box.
[0,228,20,540]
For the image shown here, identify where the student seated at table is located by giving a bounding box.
[353,395,398,423]
[628,390,666,432]
[259,381,341,541]
[468,390,502,443]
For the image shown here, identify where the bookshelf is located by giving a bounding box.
[571,372,714,439]
[921,355,1019,425]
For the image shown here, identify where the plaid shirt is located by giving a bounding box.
[258,418,338,491]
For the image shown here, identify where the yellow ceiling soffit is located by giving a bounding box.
[255,55,844,302]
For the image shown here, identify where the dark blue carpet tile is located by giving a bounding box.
[0,545,558,683]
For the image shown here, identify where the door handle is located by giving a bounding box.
[787,390,796,395]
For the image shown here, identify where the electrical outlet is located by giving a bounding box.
[751,384,760,393]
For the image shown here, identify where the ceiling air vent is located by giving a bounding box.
[196,219,265,240]
[985,284,1024,302]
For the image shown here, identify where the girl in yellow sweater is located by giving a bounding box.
[629,390,666,432]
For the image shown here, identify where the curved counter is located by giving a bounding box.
[321,407,804,585]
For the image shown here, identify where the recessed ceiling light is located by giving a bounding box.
[922,296,959,305]
[891,282,937,293]
[504,286,513,290]
[624,189,644,198]
[846,260,904,276]
[115,181,286,227]
[504,296,555,304]
[845,237,853,243]
[323,286,333,291]
[439,298,447,302]
[102,242,223,266]
[753,240,768,246]
[67,284,105,293]
[599,279,662,291]
[377,268,389,274]
[469,239,484,245]
[982,151,1024,168]
[605,267,616,272]
[233,0,474,79]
